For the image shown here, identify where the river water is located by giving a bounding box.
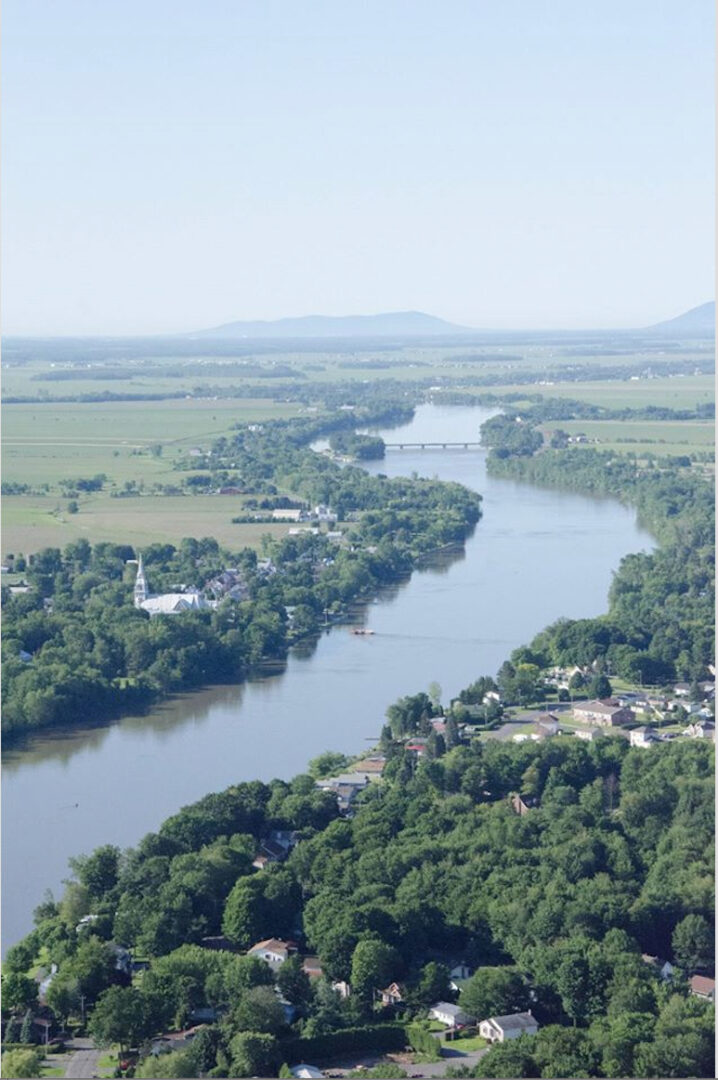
[1,404,653,949]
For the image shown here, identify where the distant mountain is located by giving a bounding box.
[189,311,472,339]
[645,301,715,337]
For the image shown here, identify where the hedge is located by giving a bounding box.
[281,1022,407,1062]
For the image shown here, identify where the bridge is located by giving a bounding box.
[384,441,482,450]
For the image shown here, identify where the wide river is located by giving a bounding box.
[2,404,653,949]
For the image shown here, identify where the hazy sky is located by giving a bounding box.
[2,0,714,335]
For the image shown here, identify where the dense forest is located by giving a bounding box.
[3,720,713,1077]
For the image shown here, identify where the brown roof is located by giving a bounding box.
[248,938,297,955]
[690,975,715,995]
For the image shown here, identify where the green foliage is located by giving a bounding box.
[671,914,714,972]
[459,968,529,1023]
[228,1031,280,1078]
[1,972,38,1012]
[88,986,149,1051]
[0,1049,44,1078]
[350,939,403,1004]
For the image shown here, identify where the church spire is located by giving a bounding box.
[134,553,149,608]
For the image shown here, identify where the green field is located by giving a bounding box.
[469,374,715,410]
[1,494,305,556]
[1,397,302,488]
[538,419,715,458]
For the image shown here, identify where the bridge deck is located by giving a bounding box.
[384,441,482,449]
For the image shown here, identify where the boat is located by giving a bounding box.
[350,627,375,636]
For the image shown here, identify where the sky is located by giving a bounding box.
[2,0,714,335]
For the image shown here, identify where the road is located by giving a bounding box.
[62,1038,104,1078]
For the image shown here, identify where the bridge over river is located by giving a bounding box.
[384,440,482,450]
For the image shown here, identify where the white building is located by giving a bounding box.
[428,1002,473,1028]
[630,726,659,749]
[479,1012,539,1043]
[133,555,212,617]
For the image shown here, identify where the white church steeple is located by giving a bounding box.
[134,554,150,608]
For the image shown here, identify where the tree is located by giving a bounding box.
[88,986,147,1052]
[672,914,714,972]
[233,986,286,1035]
[276,954,312,1010]
[533,1025,599,1078]
[0,1050,44,1078]
[588,673,612,699]
[459,967,529,1023]
[413,962,452,1007]
[70,845,120,899]
[475,1035,537,1078]
[136,1050,197,1078]
[45,975,81,1026]
[1,972,38,1012]
[228,1031,280,1078]
[19,1011,37,1046]
[350,939,402,1005]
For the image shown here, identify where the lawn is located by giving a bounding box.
[447,1034,488,1052]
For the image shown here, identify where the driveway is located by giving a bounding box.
[62,1038,104,1078]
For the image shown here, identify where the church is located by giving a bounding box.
[133,555,212,617]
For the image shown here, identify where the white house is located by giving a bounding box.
[290,1067,324,1079]
[630,726,659,749]
[479,1012,539,1043]
[428,1002,473,1028]
[247,938,298,970]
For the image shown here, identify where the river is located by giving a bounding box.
[1,404,654,949]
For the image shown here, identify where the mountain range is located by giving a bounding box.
[188,310,469,339]
[189,303,715,340]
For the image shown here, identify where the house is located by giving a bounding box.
[630,726,659,749]
[689,975,716,1001]
[351,756,386,774]
[450,962,473,981]
[572,699,635,727]
[290,1067,324,1079]
[573,727,603,742]
[510,793,539,816]
[428,1002,474,1028]
[302,956,324,979]
[380,982,404,1006]
[332,980,351,999]
[683,721,715,740]
[247,938,298,970]
[641,955,674,981]
[479,1011,539,1043]
[406,738,428,756]
[673,683,692,697]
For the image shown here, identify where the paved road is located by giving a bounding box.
[62,1039,103,1078]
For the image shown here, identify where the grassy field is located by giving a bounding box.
[538,419,715,458]
[1,397,302,488]
[2,494,304,556]
[467,373,715,410]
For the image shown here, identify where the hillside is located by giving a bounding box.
[646,301,715,337]
[189,310,471,339]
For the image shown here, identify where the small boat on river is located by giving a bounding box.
[350,627,375,636]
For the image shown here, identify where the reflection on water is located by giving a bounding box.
[2,404,654,949]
